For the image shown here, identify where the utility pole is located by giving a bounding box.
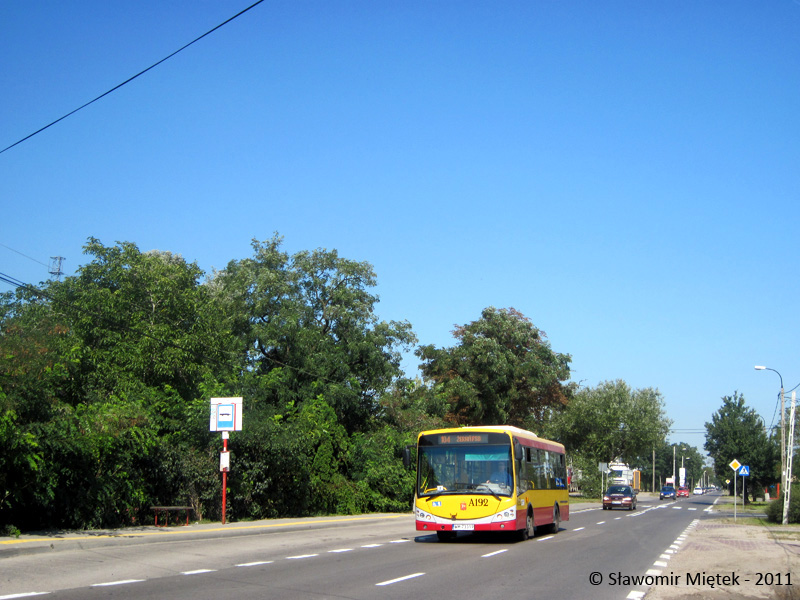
[781,385,786,496]
[783,392,796,525]
[652,448,656,493]
[672,445,676,487]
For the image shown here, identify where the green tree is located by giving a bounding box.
[211,236,416,433]
[551,380,672,467]
[0,239,235,529]
[705,391,778,503]
[0,406,43,521]
[416,307,571,428]
[376,377,448,435]
[629,439,670,493]
[57,240,233,412]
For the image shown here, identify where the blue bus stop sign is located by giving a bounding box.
[216,404,235,429]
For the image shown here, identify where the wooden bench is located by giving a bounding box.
[150,505,193,527]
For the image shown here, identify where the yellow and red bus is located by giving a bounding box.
[413,425,568,541]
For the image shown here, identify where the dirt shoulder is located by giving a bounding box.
[644,495,800,600]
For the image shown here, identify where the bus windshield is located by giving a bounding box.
[417,442,513,497]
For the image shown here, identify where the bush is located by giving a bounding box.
[1,524,21,538]
[766,486,800,523]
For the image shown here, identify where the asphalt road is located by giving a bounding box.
[0,493,720,600]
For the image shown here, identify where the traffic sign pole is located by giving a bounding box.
[729,459,741,522]
[738,465,750,509]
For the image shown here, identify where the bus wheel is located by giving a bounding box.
[519,509,535,541]
[547,506,560,534]
[437,531,456,542]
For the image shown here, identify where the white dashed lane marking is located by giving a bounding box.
[182,569,216,575]
[375,573,425,586]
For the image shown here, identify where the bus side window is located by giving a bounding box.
[524,448,534,490]
[532,450,544,490]
[517,448,529,492]
[555,453,567,488]
[542,451,553,489]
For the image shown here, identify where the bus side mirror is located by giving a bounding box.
[514,441,523,461]
[402,447,412,468]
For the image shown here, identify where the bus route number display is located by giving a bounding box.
[438,433,489,444]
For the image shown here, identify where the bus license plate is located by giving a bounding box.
[453,524,474,530]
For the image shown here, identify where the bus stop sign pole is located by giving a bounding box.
[210,398,242,525]
[221,432,229,525]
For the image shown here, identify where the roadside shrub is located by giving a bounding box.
[1,524,21,538]
[766,485,800,523]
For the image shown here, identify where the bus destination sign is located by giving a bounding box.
[438,433,489,445]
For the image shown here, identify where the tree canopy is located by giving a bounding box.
[549,379,671,466]
[210,235,417,433]
[416,307,572,429]
[0,236,418,530]
[705,391,778,501]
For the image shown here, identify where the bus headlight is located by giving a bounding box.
[492,509,515,522]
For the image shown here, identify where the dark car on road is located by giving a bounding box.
[659,485,676,500]
[603,485,637,511]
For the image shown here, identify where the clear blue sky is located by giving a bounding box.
[2,1,799,451]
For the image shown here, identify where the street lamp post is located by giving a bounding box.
[682,454,690,488]
[755,366,785,497]
[672,445,676,487]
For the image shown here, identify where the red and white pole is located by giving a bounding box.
[222,432,229,525]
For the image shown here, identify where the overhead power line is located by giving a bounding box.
[0,243,50,268]
[0,0,266,155]
[0,271,29,290]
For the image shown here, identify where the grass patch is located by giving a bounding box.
[713,516,800,530]
[769,530,800,540]
[713,516,769,525]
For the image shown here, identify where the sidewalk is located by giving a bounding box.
[645,495,800,600]
[0,513,410,559]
